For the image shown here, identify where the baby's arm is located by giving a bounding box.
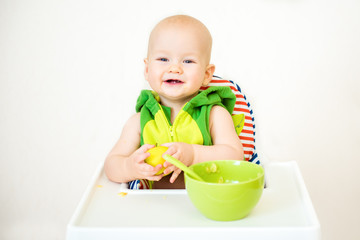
[163,105,244,183]
[104,113,163,183]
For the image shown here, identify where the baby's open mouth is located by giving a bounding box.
[164,79,183,84]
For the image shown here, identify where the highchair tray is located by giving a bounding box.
[66,161,320,240]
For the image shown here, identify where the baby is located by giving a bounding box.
[105,15,244,189]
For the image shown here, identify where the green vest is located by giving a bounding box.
[136,86,236,146]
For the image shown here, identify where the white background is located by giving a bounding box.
[1,0,359,239]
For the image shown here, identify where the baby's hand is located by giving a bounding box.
[161,142,194,183]
[127,144,164,181]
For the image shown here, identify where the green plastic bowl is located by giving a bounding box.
[185,160,265,221]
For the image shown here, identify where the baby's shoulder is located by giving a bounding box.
[124,112,141,129]
[210,105,229,116]
[129,112,141,122]
[209,105,232,126]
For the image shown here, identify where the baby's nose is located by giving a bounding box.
[168,64,183,74]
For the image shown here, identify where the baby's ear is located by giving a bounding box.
[144,58,149,81]
[203,64,215,86]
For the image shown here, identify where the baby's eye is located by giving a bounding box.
[157,58,168,62]
[183,59,195,64]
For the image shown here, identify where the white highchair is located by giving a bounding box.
[66,76,320,240]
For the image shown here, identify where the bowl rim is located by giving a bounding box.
[185,160,264,186]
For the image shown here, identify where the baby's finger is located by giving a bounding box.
[160,142,173,148]
[162,151,177,162]
[163,165,176,175]
[152,164,164,174]
[140,162,163,173]
[134,152,150,164]
[170,168,182,183]
[146,174,163,181]
[137,144,155,153]
[163,151,181,168]
[163,160,173,168]
[139,162,156,172]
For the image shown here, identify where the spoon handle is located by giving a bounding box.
[163,154,204,182]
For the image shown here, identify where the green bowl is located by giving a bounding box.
[185,160,265,221]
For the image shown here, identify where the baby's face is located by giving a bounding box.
[144,23,214,105]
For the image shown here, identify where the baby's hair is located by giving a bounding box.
[147,15,213,63]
